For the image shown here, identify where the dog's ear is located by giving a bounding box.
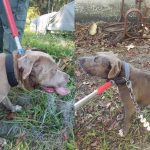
[18,53,40,80]
[108,59,121,79]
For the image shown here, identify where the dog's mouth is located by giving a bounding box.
[80,64,93,75]
[42,86,70,96]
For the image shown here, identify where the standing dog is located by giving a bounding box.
[79,52,150,136]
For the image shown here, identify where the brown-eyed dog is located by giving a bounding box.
[79,51,150,136]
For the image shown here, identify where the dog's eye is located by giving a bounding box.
[94,56,99,62]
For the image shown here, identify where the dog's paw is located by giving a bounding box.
[14,105,22,112]
[0,137,7,147]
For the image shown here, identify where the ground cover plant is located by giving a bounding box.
[75,22,150,150]
[1,27,75,150]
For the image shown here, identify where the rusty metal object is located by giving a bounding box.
[107,0,150,39]
[143,1,150,27]
[136,0,143,10]
[123,0,145,38]
[102,0,150,45]
[103,22,124,33]
[118,0,125,22]
[120,0,150,38]
[124,8,144,38]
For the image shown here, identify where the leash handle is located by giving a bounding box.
[74,81,113,110]
[2,0,18,37]
[74,90,97,110]
[2,0,25,55]
[97,81,113,95]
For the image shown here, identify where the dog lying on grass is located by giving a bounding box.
[79,51,150,136]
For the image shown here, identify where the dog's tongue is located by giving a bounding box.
[42,87,69,96]
[42,87,55,93]
[55,87,70,96]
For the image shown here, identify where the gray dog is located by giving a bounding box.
[79,51,150,136]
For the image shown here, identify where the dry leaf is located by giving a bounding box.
[91,141,98,147]
[7,112,16,120]
[75,70,81,77]
[145,26,149,31]
[89,23,97,36]
[118,129,124,137]
[125,43,135,51]
[106,102,112,109]
[101,96,105,100]
[83,81,90,85]
[107,120,119,130]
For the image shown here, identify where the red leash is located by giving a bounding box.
[2,0,18,37]
[2,0,25,55]
[74,81,114,110]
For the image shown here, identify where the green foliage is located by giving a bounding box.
[23,28,74,59]
[26,7,40,24]
[2,89,74,150]
[29,0,73,15]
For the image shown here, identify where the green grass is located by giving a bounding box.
[23,27,74,59]
[2,27,76,150]
[2,89,75,150]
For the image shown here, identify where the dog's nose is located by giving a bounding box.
[79,58,86,65]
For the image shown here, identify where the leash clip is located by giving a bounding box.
[110,80,115,85]
[122,77,132,89]
[18,48,25,55]
[126,80,132,89]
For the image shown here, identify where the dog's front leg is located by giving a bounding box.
[118,86,135,136]
[1,96,22,112]
[121,99,135,136]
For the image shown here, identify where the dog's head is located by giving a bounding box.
[17,50,69,96]
[79,51,122,79]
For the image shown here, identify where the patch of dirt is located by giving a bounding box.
[75,22,150,150]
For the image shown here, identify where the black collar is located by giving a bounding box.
[109,62,130,85]
[5,54,18,87]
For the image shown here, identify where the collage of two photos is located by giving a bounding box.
[0,0,150,149]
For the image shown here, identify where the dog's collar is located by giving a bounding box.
[112,62,130,85]
[5,54,18,87]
